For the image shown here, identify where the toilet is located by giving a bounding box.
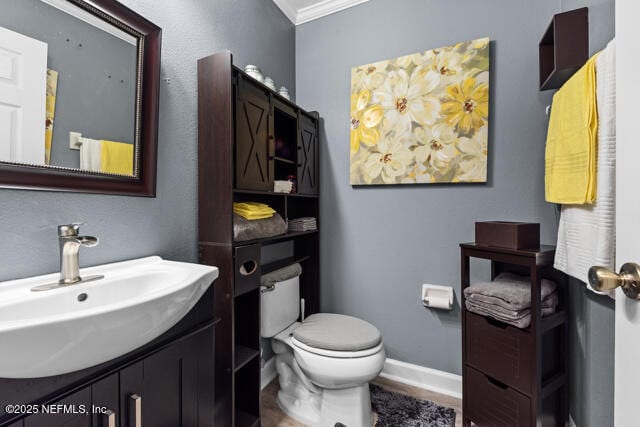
[261,268,386,427]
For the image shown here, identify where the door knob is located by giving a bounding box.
[588,263,640,299]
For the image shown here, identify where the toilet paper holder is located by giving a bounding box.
[421,284,454,310]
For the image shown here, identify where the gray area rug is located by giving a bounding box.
[370,384,456,427]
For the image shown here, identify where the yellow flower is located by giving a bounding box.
[441,75,489,134]
[350,90,384,153]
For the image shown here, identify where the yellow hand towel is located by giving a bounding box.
[234,211,274,220]
[100,140,134,176]
[233,202,276,220]
[545,54,599,204]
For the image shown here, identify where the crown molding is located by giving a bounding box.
[272,0,298,25]
[273,0,370,25]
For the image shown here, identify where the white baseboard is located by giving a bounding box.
[261,357,278,390]
[379,358,462,399]
[261,356,462,399]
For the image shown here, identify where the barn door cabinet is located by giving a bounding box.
[234,70,319,195]
[4,324,215,427]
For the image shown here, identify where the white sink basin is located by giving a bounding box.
[0,256,218,378]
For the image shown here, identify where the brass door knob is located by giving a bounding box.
[588,263,640,299]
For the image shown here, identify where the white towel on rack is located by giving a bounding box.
[554,39,616,294]
[79,138,101,172]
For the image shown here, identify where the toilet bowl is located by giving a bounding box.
[261,269,385,427]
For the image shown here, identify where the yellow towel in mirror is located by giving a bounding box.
[100,140,134,176]
[545,53,599,204]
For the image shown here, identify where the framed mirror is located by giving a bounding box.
[0,0,161,196]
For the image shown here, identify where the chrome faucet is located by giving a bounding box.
[58,223,99,284]
[31,223,103,292]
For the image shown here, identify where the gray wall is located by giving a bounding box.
[559,1,616,426]
[0,0,295,282]
[296,0,559,375]
[0,0,136,169]
[296,0,615,425]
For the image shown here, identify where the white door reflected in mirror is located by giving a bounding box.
[0,26,47,165]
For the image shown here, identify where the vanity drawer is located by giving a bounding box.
[465,311,533,394]
[234,244,261,296]
[465,366,531,427]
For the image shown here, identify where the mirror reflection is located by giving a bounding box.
[0,0,139,177]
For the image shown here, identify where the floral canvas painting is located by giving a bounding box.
[350,37,490,185]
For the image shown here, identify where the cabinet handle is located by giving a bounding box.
[129,394,142,427]
[102,409,116,427]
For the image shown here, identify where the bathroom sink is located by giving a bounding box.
[0,256,218,378]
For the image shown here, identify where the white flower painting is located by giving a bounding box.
[350,37,490,185]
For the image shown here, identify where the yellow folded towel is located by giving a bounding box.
[233,202,276,220]
[100,140,134,176]
[545,54,599,204]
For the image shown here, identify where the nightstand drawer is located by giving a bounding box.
[465,311,534,394]
[465,366,531,427]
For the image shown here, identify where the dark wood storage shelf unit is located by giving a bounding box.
[460,243,568,426]
[198,50,321,427]
[539,7,589,91]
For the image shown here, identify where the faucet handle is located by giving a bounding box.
[58,223,85,237]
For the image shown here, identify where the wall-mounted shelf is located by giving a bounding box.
[539,7,589,91]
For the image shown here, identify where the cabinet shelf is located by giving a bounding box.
[235,345,260,372]
[234,230,318,247]
[262,255,311,275]
[233,188,319,198]
[274,156,295,165]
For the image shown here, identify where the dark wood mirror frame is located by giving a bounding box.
[0,0,161,197]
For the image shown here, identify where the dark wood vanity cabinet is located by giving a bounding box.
[5,324,215,427]
[120,324,214,427]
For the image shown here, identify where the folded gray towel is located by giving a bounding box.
[234,212,287,242]
[467,292,558,320]
[464,272,557,311]
[261,262,302,287]
[465,298,557,329]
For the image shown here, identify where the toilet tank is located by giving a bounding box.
[260,275,300,338]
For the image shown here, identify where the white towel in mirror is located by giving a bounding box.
[79,138,101,172]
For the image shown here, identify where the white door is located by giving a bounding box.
[0,26,47,165]
[614,1,640,425]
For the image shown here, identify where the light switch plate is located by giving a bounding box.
[69,131,82,150]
